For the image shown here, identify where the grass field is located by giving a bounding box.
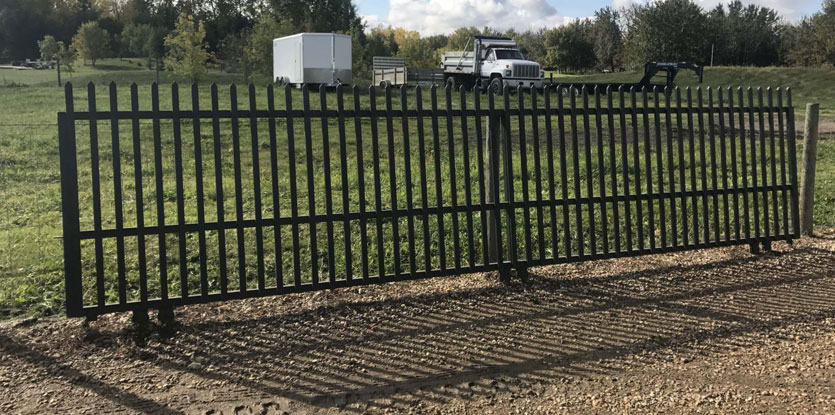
[1,59,833,318]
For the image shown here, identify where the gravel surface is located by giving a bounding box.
[3,233,835,414]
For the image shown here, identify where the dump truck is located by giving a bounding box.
[441,35,544,94]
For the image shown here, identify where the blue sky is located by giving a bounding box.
[355,0,822,35]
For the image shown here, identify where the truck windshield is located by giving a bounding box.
[495,49,525,60]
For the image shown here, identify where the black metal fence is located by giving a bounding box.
[58,82,799,318]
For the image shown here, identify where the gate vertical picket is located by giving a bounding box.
[86,83,105,307]
[249,84,266,290]
[151,83,168,300]
[109,83,128,303]
[320,85,336,284]
[172,84,189,298]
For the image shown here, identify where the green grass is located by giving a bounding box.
[1,60,834,318]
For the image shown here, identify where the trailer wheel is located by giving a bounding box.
[489,77,504,95]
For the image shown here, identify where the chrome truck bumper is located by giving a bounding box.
[504,78,544,89]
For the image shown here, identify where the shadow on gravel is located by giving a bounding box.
[136,246,835,413]
[0,333,181,414]
[3,247,835,414]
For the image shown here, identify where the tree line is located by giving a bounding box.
[2,0,834,83]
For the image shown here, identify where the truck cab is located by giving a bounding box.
[479,47,543,93]
[441,36,544,94]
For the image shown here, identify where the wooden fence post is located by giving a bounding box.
[800,103,820,236]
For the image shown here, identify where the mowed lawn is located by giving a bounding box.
[1,59,834,318]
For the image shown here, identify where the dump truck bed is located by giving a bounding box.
[441,51,476,74]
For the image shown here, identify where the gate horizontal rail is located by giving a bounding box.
[58,82,799,318]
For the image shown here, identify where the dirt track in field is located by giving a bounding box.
[3,233,835,414]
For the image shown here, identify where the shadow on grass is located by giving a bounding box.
[2,246,835,413]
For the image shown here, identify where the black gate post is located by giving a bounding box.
[485,114,510,282]
[58,87,83,317]
[501,87,522,281]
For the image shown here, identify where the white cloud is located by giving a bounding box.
[362,14,382,29]
[380,0,571,35]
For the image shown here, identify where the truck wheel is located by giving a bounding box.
[489,77,504,95]
[445,76,457,91]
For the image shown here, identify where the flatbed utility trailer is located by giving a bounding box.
[372,56,444,87]
[552,62,704,93]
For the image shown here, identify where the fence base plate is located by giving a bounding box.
[131,309,149,326]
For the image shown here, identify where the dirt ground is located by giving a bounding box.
[3,233,835,415]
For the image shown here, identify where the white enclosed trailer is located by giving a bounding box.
[273,33,352,87]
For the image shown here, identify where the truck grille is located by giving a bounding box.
[513,64,539,79]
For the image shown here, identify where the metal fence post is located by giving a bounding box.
[500,95,521,281]
[800,103,820,236]
[485,116,499,265]
[58,108,83,317]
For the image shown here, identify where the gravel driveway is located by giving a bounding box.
[2,233,835,414]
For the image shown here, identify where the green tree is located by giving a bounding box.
[220,28,252,83]
[269,0,363,33]
[544,20,596,73]
[245,12,294,77]
[446,27,482,50]
[395,30,437,68]
[706,1,782,66]
[72,21,110,67]
[164,12,212,81]
[38,35,61,63]
[817,0,835,65]
[121,23,165,67]
[592,7,622,72]
[38,35,64,85]
[509,29,547,65]
[0,0,55,59]
[623,0,708,68]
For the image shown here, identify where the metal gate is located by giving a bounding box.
[58,82,799,318]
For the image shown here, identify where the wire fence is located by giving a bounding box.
[0,122,62,285]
